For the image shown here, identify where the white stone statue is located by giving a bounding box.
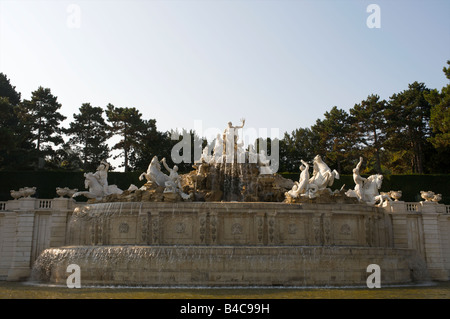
[287,159,310,198]
[72,171,122,200]
[161,157,191,200]
[307,155,339,195]
[258,150,272,174]
[298,160,310,193]
[212,133,224,163]
[92,160,110,195]
[128,184,139,192]
[248,144,258,164]
[139,155,171,186]
[352,157,368,202]
[196,146,212,164]
[73,160,122,199]
[236,140,246,163]
[161,157,181,190]
[346,174,390,206]
[223,118,245,156]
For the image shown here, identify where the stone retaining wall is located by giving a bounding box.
[0,198,449,284]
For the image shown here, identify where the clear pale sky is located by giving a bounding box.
[1,0,449,168]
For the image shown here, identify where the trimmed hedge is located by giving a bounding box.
[280,173,450,204]
[0,171,448,204]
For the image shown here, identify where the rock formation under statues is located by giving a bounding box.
[68,120,439,208]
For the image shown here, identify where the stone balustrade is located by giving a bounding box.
[0,197,79,281]
[406,202,421,212]
[382,200,450,281]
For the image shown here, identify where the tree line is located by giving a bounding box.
[0,81,195,173]
[0,61,449,175]
[280,61,450,174]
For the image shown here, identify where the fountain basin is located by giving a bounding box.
[30,201,430,287]
[32,245,427,287]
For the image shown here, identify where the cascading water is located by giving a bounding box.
[29,199,430,287]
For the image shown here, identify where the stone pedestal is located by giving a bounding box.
[52,197,74,210]
[421,212,448,281]
[0,212,16,280]
[421,201,438,214]
[7,211,35,281]
[388,204,409,249]
[17,197,36,210]
[384,200,450,281]
[386,200,406,213]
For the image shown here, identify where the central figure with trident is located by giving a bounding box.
[223,118,245,163]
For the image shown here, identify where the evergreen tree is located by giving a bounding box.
[47,142,84,171]
[425,60,450,149]
[0,97,17,168]
[16,86,66,168]
[386,82,432,174]
[0,74,22,169]
[167,128,206,173]
[280,128,319,172]
[350,94,387,173]
[106,104,147,172]
[311,106,356,174]
[128,118,166,171]
[66,103,111,171]
[0,96,36,169]
[0,73,21,105]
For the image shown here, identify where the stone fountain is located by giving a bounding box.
[31,120,429,287]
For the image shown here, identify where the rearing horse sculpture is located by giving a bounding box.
[307,155,339,197]
[72,172,123,200]
[345,174,391,206]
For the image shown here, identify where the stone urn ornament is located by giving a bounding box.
[10,189,23,200]
[56,187,78,198]
[389,190,402,201]
[56,187,69,198]
[420,190,435,202]
[432,193,442,203]
[21,187,36,198]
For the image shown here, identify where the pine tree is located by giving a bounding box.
[280,128,319,172]
[311,106,356,174]
[0,74,22,169]
[350,94,387,173]
[425,61,450,149]
[0,73,21,105]
[66,103,111,171]
[106,104,147,172]
[386,82,432,174]
[16,86,66,168]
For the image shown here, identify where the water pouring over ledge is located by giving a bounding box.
[29,120,433,287]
